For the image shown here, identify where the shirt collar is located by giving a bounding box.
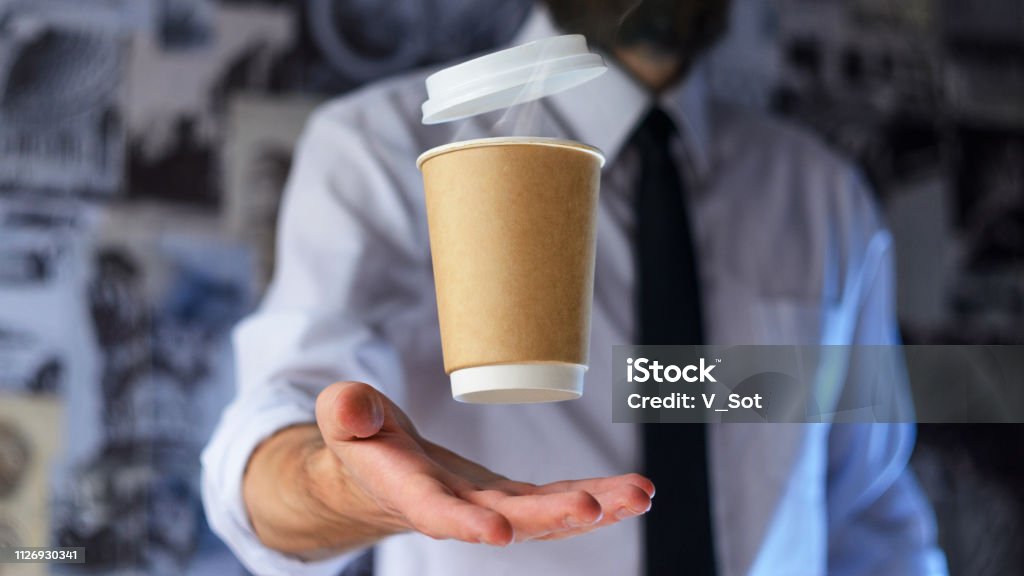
[512,5,712,179]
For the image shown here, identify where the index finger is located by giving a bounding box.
[532,473,655,498]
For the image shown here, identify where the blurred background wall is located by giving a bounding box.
[0,1,1021,574]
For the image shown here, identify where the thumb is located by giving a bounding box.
[316,381,386,442]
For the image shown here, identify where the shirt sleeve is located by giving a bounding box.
[824,170,948,576]
[201,103,424,576]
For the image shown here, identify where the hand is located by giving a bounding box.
[244,382,654,556]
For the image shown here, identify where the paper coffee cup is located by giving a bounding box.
[417,137,604,404]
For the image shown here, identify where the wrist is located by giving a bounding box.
[243,424,399,558]
[243,425,322,554]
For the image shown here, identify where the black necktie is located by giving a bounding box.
[632,108,716,576]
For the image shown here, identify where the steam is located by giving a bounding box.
[489,48,558,138]
[450,1,643,141]
[451,38,564,142]
[617,0,645,32]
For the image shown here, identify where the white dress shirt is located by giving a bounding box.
[202,7,947,576]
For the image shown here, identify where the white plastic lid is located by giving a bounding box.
[421,35,606,125]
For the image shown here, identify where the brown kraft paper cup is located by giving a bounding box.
[417,137,604,403]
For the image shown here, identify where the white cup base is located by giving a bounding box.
[450,364,585,404]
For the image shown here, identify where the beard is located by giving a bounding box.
[544,0,731,63]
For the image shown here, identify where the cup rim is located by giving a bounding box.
[416,136,606,170]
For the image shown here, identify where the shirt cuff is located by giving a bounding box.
[201,385,366,576]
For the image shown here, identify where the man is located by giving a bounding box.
[202,1,948,575]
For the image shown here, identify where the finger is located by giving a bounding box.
[425,441,512,485]
[315,381,386,442]
[534,483,652,541]
[465,489,602,541]
[533,473,656,499]
[399,476,514,546]
[486,479,536,496]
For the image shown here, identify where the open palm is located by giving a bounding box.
[312,382,655,546]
